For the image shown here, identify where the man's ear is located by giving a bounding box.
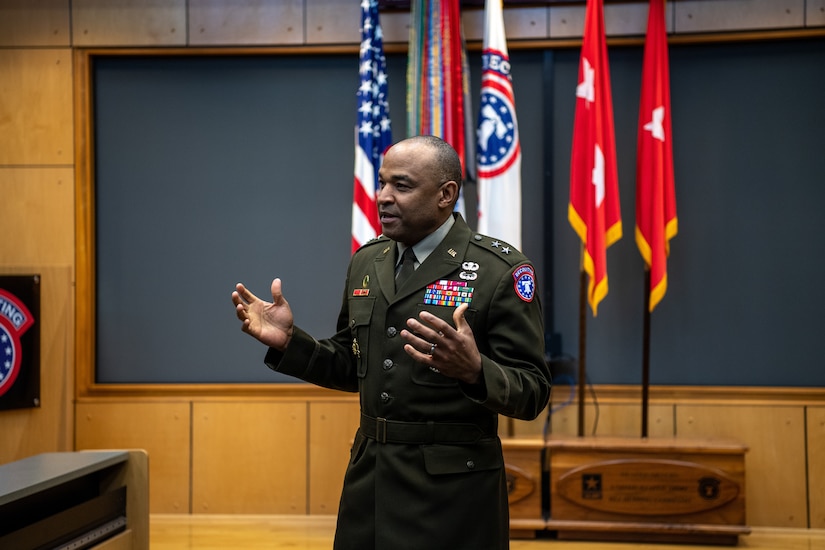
[439,180,459,208]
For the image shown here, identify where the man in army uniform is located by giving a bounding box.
[232,135,550,550]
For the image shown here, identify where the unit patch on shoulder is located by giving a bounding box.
[513,264,536,302]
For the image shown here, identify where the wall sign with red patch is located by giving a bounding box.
[0,275,40,410]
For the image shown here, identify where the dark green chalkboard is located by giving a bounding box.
[92,38,825,386]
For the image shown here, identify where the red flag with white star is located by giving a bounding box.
[568,0,622,315]
[636,0,677,311]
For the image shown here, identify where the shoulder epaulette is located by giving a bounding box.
[356,234,390,251]
[468,232,529,267]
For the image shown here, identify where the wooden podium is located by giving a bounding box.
[503,438,548,538]
[0,450,149,549]
[504,436,750,545]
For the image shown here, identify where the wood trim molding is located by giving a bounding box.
[74,46,362,58]
[75,382,356,401]
[74,382,825,404]
[74,48,96,401]
[402,26,825,51]
[553,384,825,406]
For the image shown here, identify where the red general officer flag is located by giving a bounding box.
[568,0,622,315]
[636,0,677,311]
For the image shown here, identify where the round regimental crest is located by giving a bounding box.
[0,324,20,396]
[477,50,519,179]
[477,88,518,178]
[0,289,34,398]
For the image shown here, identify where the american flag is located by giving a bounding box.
[352,0,392,253]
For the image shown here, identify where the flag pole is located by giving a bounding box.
[577,244,588,437]
[641,267,651,438]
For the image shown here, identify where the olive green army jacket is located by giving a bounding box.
[266,214,550,550]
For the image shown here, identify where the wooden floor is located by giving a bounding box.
[149,515,825,549]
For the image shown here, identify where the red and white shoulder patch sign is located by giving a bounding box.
[513,264,536,303]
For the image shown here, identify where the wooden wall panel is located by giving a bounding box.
[0,266,73,464]
[584,403,674,438]
[549,2,662,39]
[807,406,825,528]
[75,401,191,513]
[60,396,825,527]
[674,0,804,33]
[462,7,549,42]
[71,0,186,46]
[0,169,74,266]
[189,0,304,46]
[0,0,70,47]
[676,404,807,527]
[379,11,413,44]
[0,50,72,165]
[307,400,361,514]
[192,401,308,514]
[511,400,674,439]
[306,0,359,45]
[809,0,825,26]
[304,3,552,49]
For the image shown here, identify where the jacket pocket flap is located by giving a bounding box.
[348,296,375,327]
[421,439,503,475]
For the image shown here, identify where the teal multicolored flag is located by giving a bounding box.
[407,0,471,216]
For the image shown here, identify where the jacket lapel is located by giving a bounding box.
[391,216,471,303]
[370,241,396,301]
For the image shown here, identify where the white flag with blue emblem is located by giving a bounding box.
[476,0,521,249]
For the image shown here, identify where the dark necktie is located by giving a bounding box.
[395,247,417,290]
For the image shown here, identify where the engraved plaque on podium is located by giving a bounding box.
[546,436,750,546]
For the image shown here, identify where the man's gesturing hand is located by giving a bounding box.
[401,303,482,384]
[232,278,294,351]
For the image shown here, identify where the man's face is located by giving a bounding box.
[377,141,450,246]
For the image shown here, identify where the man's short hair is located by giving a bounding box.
[407,135,463,189]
